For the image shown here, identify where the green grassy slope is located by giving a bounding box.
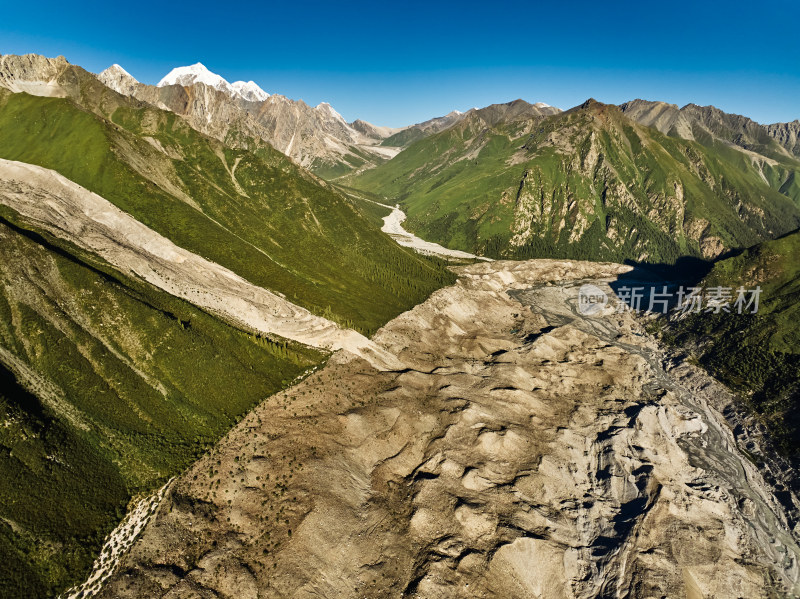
[380,127,427,148]
[0,72,457,596]
[662,229,800,456]
[329,183,395,226]
[0,215,324,597]
[0,82,454,335]
[350,100,800,263]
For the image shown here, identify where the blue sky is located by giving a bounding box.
[2,0,799,127]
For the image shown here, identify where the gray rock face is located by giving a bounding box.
[0,53,70,97]
[350,118,397,138]
[618,99,695,139]
[767,120,800,156]
[96,63,400,173]
[621,98,800,159]
[94,260,800,598]
[96,63,139,97]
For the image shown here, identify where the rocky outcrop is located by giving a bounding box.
[767,120,800,157]
[93,259,800,598]
[96,63,139,97]
[0,53,70,97]
[618,98,695,139]
[621,98,800,159]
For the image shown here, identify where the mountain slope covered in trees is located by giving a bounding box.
[0,66,455,335]
[661,228,800,456]
[350,99,800,263]
[0,215,325,597]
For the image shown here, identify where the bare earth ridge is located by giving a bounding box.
[90,259,800,598]
[0,159,398,369]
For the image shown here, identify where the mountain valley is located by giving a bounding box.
[0,50,799,598]
[349,99,800,264]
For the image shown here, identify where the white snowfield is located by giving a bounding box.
[230,80,270,102]
[158,62,231,89]
[158,62,270,102]
[380,204,492,261]
[0,159,399,370]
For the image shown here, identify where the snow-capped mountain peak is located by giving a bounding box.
[231,80,270,102]
[157,62,232,92]
[157,63,270,102]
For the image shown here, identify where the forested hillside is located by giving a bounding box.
[351,100,800,264]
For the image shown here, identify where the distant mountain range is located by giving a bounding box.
[95,59,490,178]
[3,52,800,267]
[619,99,800,160]
[349,99,800,263]
[96,58,400,176]
[0,54,553,178]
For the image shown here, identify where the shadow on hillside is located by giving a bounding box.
[608,256,714,313]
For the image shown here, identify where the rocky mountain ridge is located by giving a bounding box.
[351,97,800,263]
[767,119,800,156]
[620,98,800,159]
[0,53,70,97]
